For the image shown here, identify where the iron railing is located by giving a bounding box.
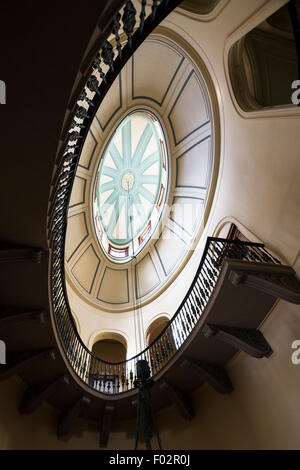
[51,234,280,395]
[48,0,281,395]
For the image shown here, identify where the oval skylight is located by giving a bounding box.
[92,110,168,263]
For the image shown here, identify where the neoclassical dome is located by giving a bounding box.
[65,33,218,311]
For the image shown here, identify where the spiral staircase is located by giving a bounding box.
[1,0,300,449]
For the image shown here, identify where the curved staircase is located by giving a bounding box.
[1,0,300,449]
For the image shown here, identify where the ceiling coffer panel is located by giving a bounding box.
[79,130,97,170]
[154,227,187,276]
[170,196,205,236]
[168,71,209,145]
[69,176,87,208]
[176,136,211,189]
[65,212,89,262]
[135,253,160,299]
[97,267,129,304]
[71,244,100,294]
[96,75,122,131]
[132,40,184,106]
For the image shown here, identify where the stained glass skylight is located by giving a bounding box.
[93,110,168,262]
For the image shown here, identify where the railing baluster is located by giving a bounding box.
[101,40,115,72]
[122,0,136,49]
[139,0,146,32]
[112,12,122,59]
[87,75,100,96]
[151,0,158,20]
[93,53,107,84]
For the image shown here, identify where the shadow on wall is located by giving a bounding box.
[181,0,221,14]
[92,338,127,363]
[146,315,170,346]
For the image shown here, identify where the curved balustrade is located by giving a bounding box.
[48,0,281,396]
[51,233,280,396]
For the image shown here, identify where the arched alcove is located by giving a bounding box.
[89,332,127,393]
[90,331,127,362]
[146,315,170,346]
[92,338,127,363]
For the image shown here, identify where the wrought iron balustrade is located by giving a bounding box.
[51,230,280,396]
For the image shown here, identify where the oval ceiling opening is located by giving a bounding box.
[92,109,169,263]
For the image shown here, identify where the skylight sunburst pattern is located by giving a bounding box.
[93,110,168,263]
